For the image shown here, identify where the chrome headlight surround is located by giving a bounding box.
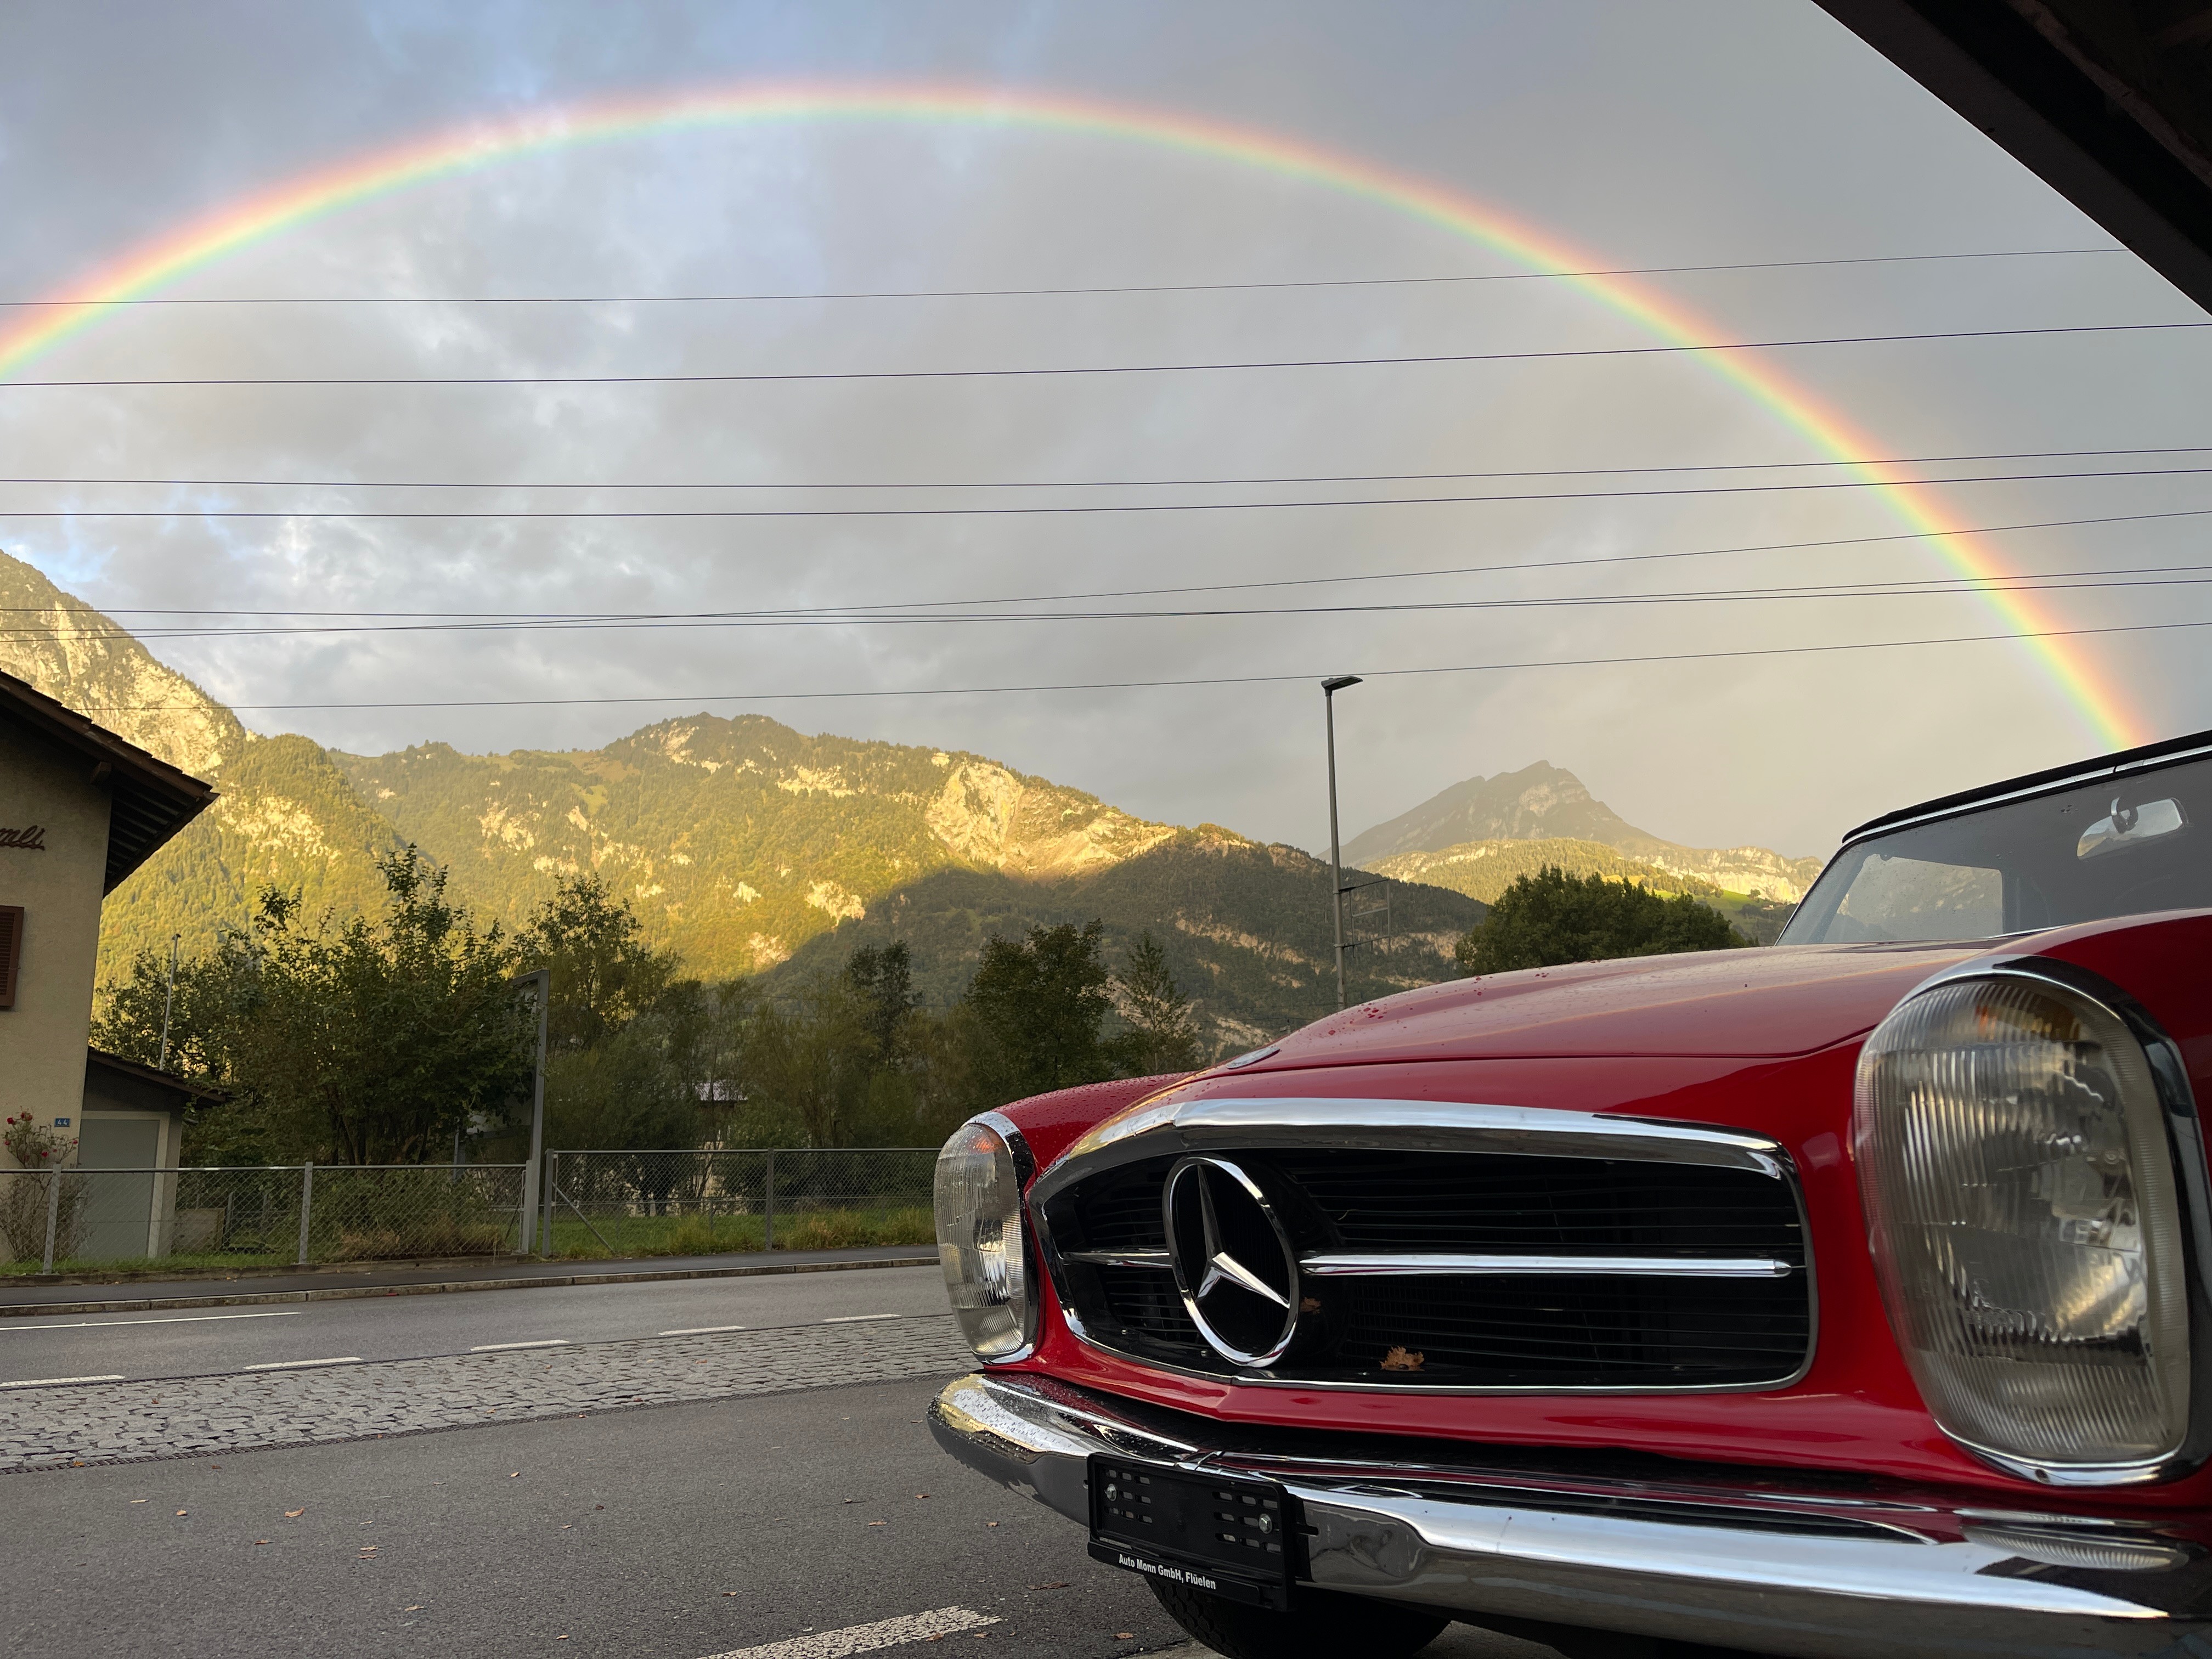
[1855,959,2212,1485]
[934,1111,1037,1363]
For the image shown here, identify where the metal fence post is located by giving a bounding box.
[763,1149,777,1252]
[41,1167,62,1272]
[540,1151,555,1259]
[297,1162,314,1264]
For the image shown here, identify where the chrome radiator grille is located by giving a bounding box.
[1034,1114,1813,1392]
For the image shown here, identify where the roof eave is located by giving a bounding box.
[1813,0,2212,314]
[0,669,218,894]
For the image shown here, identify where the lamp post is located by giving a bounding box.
[510,968,550,1254]
[1322,675,1362,1010]
[156,933,179,1070]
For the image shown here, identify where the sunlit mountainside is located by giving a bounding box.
[5,551,1827,1041]
[1347,761,1824,906]
[2,551,1481,1051]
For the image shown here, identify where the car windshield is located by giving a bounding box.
[1781,751,2212,945]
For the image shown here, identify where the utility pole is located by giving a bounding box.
[511,969,551,1253]
[157,933,179,1069]
[1322,676,1362,1010]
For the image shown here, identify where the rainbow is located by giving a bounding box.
[0,81,2141,747]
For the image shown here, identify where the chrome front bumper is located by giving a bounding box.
[930,1371,2212,1659]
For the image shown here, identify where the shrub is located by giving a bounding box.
[1456,866,1749,975]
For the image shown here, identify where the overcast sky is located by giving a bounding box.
[2,1,2207,860]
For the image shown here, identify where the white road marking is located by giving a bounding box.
[699,1606,1000,1659]
[244,1357,362,1370]
[0,1310,303,1331]
[470,1339,569,1352]
[660,1325,748,1336]
[821,1314,900,1324]
[2,1374,125,1387]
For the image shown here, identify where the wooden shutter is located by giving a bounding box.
[0,907,20,1010]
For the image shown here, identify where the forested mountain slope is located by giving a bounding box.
[1,551,1476,1045]
[329,714,1203,977]
[770,832,1481,1052]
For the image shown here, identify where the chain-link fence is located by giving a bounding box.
[0,1149,938,1273]
[540,1149,936,1261]
[0,1164,527,1273]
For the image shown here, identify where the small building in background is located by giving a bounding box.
[78,1047,228,1259]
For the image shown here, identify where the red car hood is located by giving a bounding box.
[1228,942,1983,1069]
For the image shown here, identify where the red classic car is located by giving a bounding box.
[928,729,2212,1659]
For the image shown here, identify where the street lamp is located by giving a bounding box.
[510,968,550,1254]
[1322,675,1362,1010]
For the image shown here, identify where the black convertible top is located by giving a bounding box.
[1843,725,2212,846]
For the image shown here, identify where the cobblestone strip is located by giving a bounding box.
[0,1316,973,1470]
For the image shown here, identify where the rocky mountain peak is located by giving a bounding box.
[0,548,246,778]
[1346,761,1824,904]
[1342,761,1639,865]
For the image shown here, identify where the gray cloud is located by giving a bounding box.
[3,0,2206,863]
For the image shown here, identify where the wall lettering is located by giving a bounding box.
[0,826,46,851]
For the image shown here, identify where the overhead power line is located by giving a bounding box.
[0,247,2127,309]
[71,615,2212,714]
[13,561,2212,646]
[15,505,2212,623]
[4,465,2210,521]
[9,443,2212,492]
[5,321,2207,390]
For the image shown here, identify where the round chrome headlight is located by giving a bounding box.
[1855,970,2193,1481]
[934,1116,1036,1362]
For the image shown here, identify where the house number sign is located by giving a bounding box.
[0,826,47,851]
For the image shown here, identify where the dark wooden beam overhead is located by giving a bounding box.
[0,670,216,894]
[1814,0,2212,312]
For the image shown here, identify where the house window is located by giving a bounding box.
[0,905,20,1009]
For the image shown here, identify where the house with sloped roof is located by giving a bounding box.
[0,667,215,1147]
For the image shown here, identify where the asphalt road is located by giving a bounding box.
[0,1272,1595,1659]
[0,1264,952,1384]
[5,1374,1568,1659]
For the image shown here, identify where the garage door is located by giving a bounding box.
[76,1116,161,1263]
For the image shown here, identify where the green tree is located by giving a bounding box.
[517,873,682,1052]
[966,921,1114,1104]
[514,874,715,1155]
[95,941,274,1161]
[734,974,875,1147]
[95,943,252,1091]
[94,848,532,1164]
[1455,866,1750,976]
[845,941,919,1066]
[1108,930,1200,1076]
[543,1018,699,1152]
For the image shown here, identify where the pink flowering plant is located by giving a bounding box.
[1,1117,84,1266]
[2,1115,75,1169]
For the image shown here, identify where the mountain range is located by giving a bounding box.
[1,551,1477,1054]
[5,552,1826,1045]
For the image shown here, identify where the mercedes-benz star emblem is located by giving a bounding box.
[1163,1156,1301,1368]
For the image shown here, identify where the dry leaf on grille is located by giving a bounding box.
[1380,1346,1426,1372]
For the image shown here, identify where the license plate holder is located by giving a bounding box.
[1086,1454,1297,1610]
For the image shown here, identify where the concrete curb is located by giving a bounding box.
[0,1252,938,1320]
[1,1251,575,1290]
